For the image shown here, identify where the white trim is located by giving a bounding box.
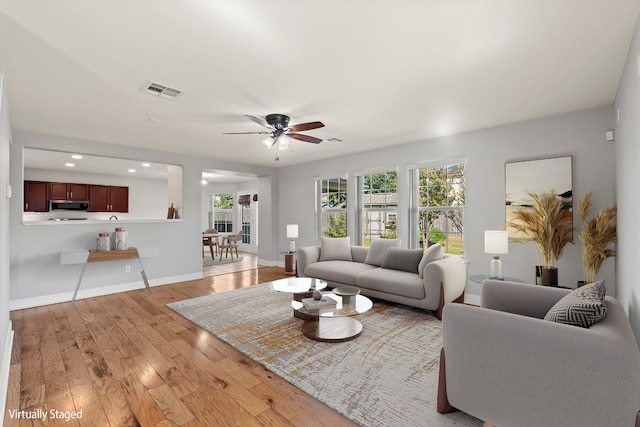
[464,293,480,306]
[258,258,278,267]
[312,172,348,181]
[0,321,13,422]
[8,272,202,310]
[406,156,466,171]
[353,166,399,177]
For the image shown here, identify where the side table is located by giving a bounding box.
[280,251,296,275]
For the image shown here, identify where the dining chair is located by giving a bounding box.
[219,230,243,261]
[202,228,218,258]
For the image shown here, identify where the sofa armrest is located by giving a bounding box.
[481,279,571,318]
[442,302,640,427]
[424,255,466,304]
[297,246,320,277]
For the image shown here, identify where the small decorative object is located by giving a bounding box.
[302,296,337,310]
[114,227,128,250]
[484,230,508,279]
[313,290,322,300]
[287,224,298,253]
[578,191,617,284]
[96,232,110,251]
[508,190,574,286]
[333,286,360,304]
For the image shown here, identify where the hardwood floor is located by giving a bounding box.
[4,267,357,427]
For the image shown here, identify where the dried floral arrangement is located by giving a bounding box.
[578,191,617,283]
[507,190,574,268]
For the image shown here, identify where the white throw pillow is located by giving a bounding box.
[319,236,353,262]
[364,238,401,266]
[418,243,444,278]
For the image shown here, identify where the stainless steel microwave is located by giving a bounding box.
[49,200,90,211]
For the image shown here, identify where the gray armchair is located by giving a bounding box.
[438,279,640,427]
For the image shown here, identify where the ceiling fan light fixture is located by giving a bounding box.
[262,136,275,148]
[278,135,290,151]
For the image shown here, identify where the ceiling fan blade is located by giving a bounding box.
[288,133,323,144]
[245,115,273,129]
[288,121,325,132]
[222,131,272,135]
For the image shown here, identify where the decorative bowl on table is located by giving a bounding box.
[332,286,360,305]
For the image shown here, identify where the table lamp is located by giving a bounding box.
[484,230,508,279]
[287,224,298,253]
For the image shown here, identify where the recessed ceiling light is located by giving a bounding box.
[142,162,151,167]
[65,163,75,167]
[128,169,136,173]
[71,154,83,159]
[201,179,208,185]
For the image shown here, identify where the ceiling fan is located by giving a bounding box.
[223,114,325,151]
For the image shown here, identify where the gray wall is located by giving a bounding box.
[0,53,13,416]
[9,131,278,305]
[615,13,640,342]
[277,105,616,297]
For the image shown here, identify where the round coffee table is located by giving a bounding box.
[270,277,327,319]
[291,292,373,342]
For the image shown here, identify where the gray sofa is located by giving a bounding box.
[438,279,640,427]
[297,242,466,320]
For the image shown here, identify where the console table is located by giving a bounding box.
[60,247,159,302]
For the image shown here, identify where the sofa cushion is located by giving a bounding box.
[356,268,426,299]
[305,261,377,286]
[319,236,353,262]
[381,247,424,273]
[418,243,444,278]
[364,238,401,266]
[543,281,607,328]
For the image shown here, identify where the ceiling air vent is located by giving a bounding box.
[141,80,183,100]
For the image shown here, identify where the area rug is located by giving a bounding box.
[167,283,483,427]
[202,255,244,266]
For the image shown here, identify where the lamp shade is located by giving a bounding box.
[484,230,508,254]
[286,224,299,239]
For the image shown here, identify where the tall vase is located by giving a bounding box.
[541,267,558,287]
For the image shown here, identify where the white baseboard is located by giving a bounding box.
[258,258,279,267]
[8,272,203,310]
[0,321,14,422]
[464,293,481,306]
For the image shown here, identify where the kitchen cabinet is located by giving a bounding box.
[50,182,88,201]
[24,181,49,211]
[89,185,129,212]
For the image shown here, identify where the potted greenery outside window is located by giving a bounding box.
[508,190,574,286]
[577,191,616,286]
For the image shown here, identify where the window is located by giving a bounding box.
[410,161,465,255]
[358,170,398,246]
[212,194,233,232]
[316,177,347,238]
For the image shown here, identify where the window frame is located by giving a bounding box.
[315,175,348,241]
[407,159,466,255]
[355,168,399,246]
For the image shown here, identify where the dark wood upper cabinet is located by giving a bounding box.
[89,185,129,212]
[24,181,49,212]
[50,182,88,201]
[109,186,129,212]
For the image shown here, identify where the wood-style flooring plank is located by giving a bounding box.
[6,266,357,426]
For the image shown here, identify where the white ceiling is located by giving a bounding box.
[1,1,639,168]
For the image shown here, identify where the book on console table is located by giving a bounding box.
[302,297,337,310]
